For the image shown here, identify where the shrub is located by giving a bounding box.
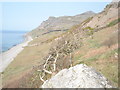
[83,26,94,30]
[83,26,94,36]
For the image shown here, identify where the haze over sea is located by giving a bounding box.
[1,31,27,52]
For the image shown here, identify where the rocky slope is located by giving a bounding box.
[28,11,95,38]
[42,64,113,88]
[84,1,119,28]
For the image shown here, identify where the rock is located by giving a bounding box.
[42,64,113,88]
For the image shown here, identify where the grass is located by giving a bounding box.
[72,23,118,87]
[107,18,120,27]
[100,48,118,59]
[81,17,93,26]
[29,31,63,45]
[3,17,119,87]
[3,31,64,88]
[86,54,100,61]
[87,39,101,48]
[74,47,118,86]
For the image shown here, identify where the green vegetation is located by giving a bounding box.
[74,47,118,86]
[3,7,119,88]
[87,39,101,48]
[89,48,117,61]
[83,26,94,36]
[73,22,118,87]
[3,32,56,88]
[83,26,94,30]
[100,49,118,59]
[107,18,120,27]
[86,54,101,61]
[76,48,117,63]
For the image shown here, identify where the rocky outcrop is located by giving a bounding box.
[42,64,113,88]
[85,1,119,28]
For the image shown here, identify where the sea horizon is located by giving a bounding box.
[1,30,29,52]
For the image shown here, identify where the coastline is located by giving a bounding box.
[0,35,33,72]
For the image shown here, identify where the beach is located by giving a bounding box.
[0,36,33,72]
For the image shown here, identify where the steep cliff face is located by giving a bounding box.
[28,11,95,38]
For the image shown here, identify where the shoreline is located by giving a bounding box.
[0,35,33,72]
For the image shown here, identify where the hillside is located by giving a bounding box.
[84,1,119,28]
[28,11,95,38]
[2,1,119,88]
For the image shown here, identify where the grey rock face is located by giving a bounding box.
[42,64,113,88]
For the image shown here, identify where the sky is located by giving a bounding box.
[0,2,111,31]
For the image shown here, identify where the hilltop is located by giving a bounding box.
[28,11,95,38]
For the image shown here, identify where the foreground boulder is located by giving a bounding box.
[42,64,113,88]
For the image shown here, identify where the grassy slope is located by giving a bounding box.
[2,31,64,88]
[3,21,119,88]
[73,24,118,86]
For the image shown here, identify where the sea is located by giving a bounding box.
[0,30,28,52]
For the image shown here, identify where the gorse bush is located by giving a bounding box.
[83,26,94,36]
[83,26,94,30]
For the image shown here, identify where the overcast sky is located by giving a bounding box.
[1,2,111,31]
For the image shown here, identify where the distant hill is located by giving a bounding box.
[28,11,95,38]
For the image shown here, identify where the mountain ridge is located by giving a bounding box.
[28,11,96,38]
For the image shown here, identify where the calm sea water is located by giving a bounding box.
[1,31,28,52]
